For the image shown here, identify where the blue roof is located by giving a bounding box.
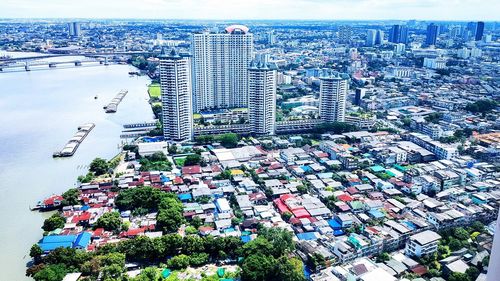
[74,232,91,248]
[368,209,385,219]
[178,193,192,201]
[296,232,317,241]
[333,229,344,236]
[41,235,76,244]
[81,205,90,211]
[327,219,342,229]
[241,235,251,243]
[39,242,73,251]
[370,165,385,173]
[300,165,313,172]
[402,221,417,230]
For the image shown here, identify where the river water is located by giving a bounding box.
[0,54,153,280]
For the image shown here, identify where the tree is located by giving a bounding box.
[61,188,80,206]
[157,196,185,233]
[167,254,190,270]
[376,252,391,262]
[241,254,276,281]
[276,257,306,281]
[94,212,123,232]
[189,253,209,266]
[33,264,67,281]
[89,158,109,176]
[282,211,293,222]
[466,266,480,280]
[217,133,239,148]
[168,144,178,155]
[42,213,66,232]
[448,272,471,281]
[30,244,43,264]
[184,154,202,166]
[465,99,497,114]
[453,227,469,241]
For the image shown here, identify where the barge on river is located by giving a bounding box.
[103,89,128,113]
[53,123,95,157]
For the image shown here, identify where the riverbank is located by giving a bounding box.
[0,59,154,280]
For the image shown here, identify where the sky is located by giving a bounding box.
[0,0,499,21]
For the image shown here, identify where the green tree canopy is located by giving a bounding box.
[42,213,66,232]
[89,157,109,176]
[94,212,123,232]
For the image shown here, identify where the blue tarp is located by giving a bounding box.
[241,235,251,243]
[327,219,342,230]
[403,221,417,230]
[368,209,385,219]
[296,232,317,241]
[178,193,192,201]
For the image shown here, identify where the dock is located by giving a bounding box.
[103,89,128,113]
[53,123,95,157]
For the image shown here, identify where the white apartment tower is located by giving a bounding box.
[319,71,349,123]
[191,25,253,112]
[159,49,193,142]
[248,58,277,135]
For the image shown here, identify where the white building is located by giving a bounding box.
[191,25,253,112]
[405,230,441,257]
[248,59,277,135]
[423,57,447,69]
[319,71,349,123]
[160,49,193,142]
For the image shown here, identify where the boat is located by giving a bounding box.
[53,123,95,157]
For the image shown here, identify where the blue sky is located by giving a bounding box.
[0,0,498,20]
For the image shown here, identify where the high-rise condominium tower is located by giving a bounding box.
[191,25,253,112]
[248,58,277,135]
[426,23,438,46]
[338,25,353,43]
[389,25,408,44]
[159,49,193,142]
[319,71,349,123]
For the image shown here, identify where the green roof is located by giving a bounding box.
[370,165,385,173]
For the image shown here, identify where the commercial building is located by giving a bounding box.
[248,59,278,135]
[366,29,384,46]
[159,49,193,142]
[405,230,441,257]
[319,71,349,123]
[475,21,485,41]
[191,25,253,112]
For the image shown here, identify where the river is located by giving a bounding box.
[0,54,154,280]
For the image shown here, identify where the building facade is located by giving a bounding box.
[319,71,349,123]
[426,23,438,46]
[160,49,193,142]
[191,25,253,112]
[248,60,278,135]
[389,25,408,44]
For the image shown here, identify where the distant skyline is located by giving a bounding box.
[1,0,499,21]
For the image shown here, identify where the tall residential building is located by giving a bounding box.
[319,71,349,123]
[366,29,377,46]
[338,25,353,43]
[267,31,276,45]
[191,25,253,112]
[375,30,384,45]
[389,25,408,44]
[159,49,193,142]
[425,23,438,46]
[248,58,277,135]
[68,22,81,37]
[475,21,485,41]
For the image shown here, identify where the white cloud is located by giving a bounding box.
[0,0,498,20]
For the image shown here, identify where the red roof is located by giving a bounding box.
[75,212,91,222]
[43,195,63,206]
[211,165,222,173]
[273,198,290,214]
[121,227,145,237]
[337,194,354,202]
[346,187,359,195]
[173,177,184,185]
[93,228,104,237]
[291,208,310,219]
[182,165,202,175]
[280,194,296,202]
